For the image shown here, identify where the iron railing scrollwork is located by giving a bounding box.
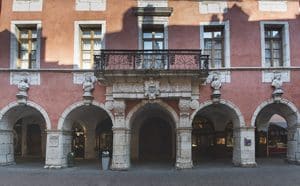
[94,49,209,76]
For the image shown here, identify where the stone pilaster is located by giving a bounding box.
[286,125,300,163]
[111,127,130,170]
[0,130,15,166]
[44,130,72,169]
[110,99,130,170]
[175,127,193,169]
[232,126,256,167]
[176,99,193,169]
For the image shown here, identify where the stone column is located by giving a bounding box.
[0,130,15,165]
[111,127,130,170]
[176,99,193,169]
[110,99,130,170]
[286,125,300,163]
[44,130,72,168]
[176,127,193,169]
[232,126,256,167]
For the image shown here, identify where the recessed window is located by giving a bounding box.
[203,26,224,68]
[17,26,37,69]
[264,25,283,67]
[80,25,102,69]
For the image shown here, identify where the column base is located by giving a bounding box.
[233,162,257,168]
[175,161,193,169]
[44,165,66,169]
[0,161,15,166]
[110,164,129,171]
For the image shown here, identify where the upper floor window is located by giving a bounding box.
[142,25,164,50]
[18,26,37,69]
[80,26,102,69]
[264,26,283,67]
[13,0,43,12]
[11,21,41,70]
[203,26,224,68]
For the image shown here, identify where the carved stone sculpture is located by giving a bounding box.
[82,74,96,105]
[144,78,160,100]
[272,72,284,101]
[210,73,222,102]
[16,77,30,104]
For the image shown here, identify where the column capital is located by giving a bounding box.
[176,127,192,132]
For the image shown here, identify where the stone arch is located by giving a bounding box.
[190,99,245,128]
[126,99,179,129]
[0,101,51,165]
[0,101,51,130]
[251,98,300,162]
[251,98,300,128]
[127,100,178,162]
[57,100,114,130]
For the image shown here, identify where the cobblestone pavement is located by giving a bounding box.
[0,158,300,186]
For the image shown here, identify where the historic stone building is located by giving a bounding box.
[1,0,300,170]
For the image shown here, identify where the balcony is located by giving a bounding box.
[94,49,209,79]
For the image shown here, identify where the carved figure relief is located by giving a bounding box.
[144,78,160,99]
[16,77,30,104]
[82,74,97,104]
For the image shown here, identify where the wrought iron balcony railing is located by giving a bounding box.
[94,49,209,76]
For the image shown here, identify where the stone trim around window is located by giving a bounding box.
[260,21,290,82]
[200,21,231,83]
[13,0,43,12]
[138,16,168,50]
[137,0,168,8]
[199,1,228,14]
[10,21,42,85]
[258,1,287,12]
[75,0,106,11]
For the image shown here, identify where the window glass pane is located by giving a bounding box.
[94,39,101,50]
[265,49,271,58]
[31,30,37,38]
[143,41,152,50]
[204,32,212,38]
[265,41,271,49]
[82,40,91,50]
[204,40,212,49]
[265,58,271,67]
[20,51,28,60]
[214,40,222,49]
[82,52,91,60]
[265,30,271,37]
[154,41,163,50]
[213,59,222,68]
[273,50,281,59]
[20,31,28,39]
[30,51,36,60]
[214,31,222,38]
[94,30,102,38]
[154,32,163,38]
[20,60,29,69]
[21,42,29,50]
[143,32,152,39]
[273,41,281,49]
[272,30,280,38]
[31,41,37,50]
[273,59,282,67]
[214,50,222,59]
[82,30,91,38]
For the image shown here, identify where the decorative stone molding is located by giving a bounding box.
[179,99,190,114]
[137,0,168,8]
[113,100,126,117]
[144,78,160,100]
[82,74,97,105]
[258,1,287,12]
[199,1,228,14]
[16,77,30,105]
[271,72,284,101]
[75,0,106,11]
[207,72,222,102]
[13,0,43,12]
[10,72,40,85]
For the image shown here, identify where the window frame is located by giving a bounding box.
[264,25,283,67]
[142,24,165,50]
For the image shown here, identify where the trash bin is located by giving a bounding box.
[67,152,74,167]
[101,151,110,170]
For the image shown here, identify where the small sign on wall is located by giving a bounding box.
[49,136,59,147]
[244,137,251,146]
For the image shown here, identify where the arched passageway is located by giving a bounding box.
[59,103,113,168]
[191,102,241,165]
[0,102,49,166]
[130,103,176,165]
[253,101,299,163]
